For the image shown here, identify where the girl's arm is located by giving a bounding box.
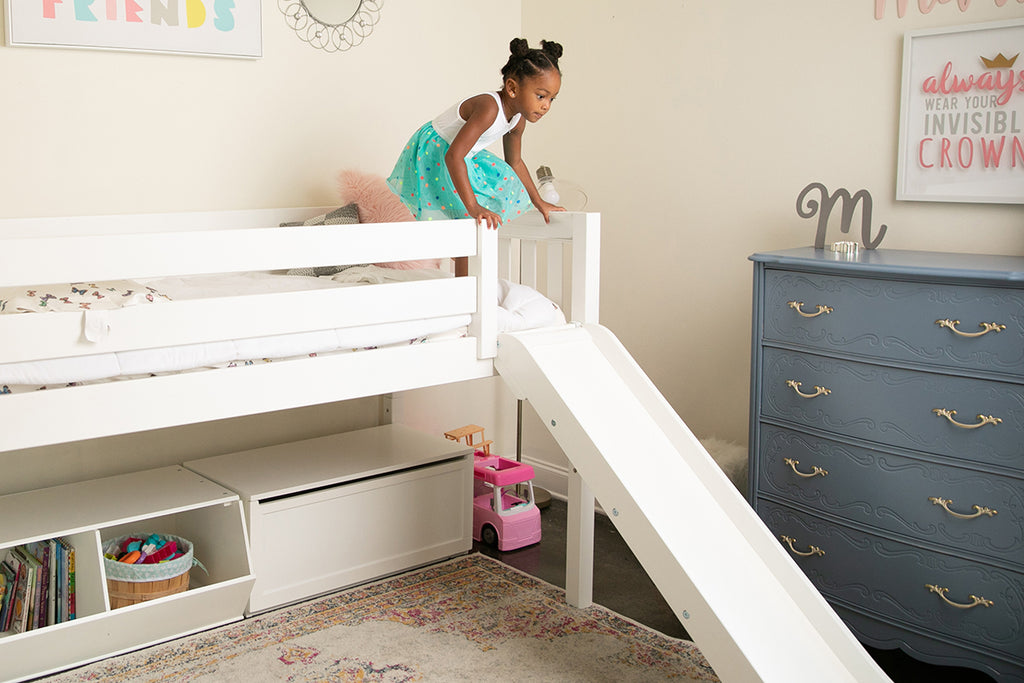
[445,95,504,229]
[503,118,565,223]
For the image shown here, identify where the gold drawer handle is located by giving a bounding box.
[925,584,994,610]
[935,319,1006,338]
[781,535,825,557]
[928,496,998,520]
[932,408,1002,430]
[783,457,829,478]
[788,301,834,318]
[786,380,831,399]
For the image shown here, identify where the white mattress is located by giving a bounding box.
[0,269,565,392]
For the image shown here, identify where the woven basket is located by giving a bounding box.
[104,534,193,609]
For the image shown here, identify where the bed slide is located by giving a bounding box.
[494,323,890,683]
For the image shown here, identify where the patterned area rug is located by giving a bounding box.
[46,553,718,682]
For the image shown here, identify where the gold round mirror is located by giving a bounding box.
[278,0,383,52]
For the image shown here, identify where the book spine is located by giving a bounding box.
[10,550,31,633]
[32,551,44,630]
[0,561,13,631]
[66,542,76,621]
[0,570,7,632]
[47,539,57,627]
[57,538,75,623]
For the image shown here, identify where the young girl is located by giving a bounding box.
[387,38,565,274]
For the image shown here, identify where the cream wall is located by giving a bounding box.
[522,0,1024,450]
[0,1,519,217]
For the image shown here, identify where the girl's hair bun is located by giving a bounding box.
[540,40,563,62]
[509,37,531,57]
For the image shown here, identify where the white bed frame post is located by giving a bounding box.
[570,212,600,327]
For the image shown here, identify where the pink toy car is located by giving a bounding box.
[472,452,541,551]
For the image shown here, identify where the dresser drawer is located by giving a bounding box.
[763,270,1024,377]
[760,348,1023,469]
[759,500,1024,662]
[758,425,1024,568]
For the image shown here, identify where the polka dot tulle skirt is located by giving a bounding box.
[387,123,532,221]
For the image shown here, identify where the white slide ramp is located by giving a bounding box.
[495,323,890,683]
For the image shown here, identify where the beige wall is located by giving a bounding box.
[523,0,1024,448]
[0,1,519,217]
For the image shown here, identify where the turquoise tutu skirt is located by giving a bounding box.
[387,123,532,221]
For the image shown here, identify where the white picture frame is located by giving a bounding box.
[4,0,262,58]
[896,19,1024,204]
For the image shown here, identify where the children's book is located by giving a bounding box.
[0,560,15,630]
[9,549,33,633]
[23,540,47,634]
[6,556,27,633]
[54,540,64,624]
[58,538,76,621]
[26,540,53,629]
[0,569,7,630]
[47,539,57,626]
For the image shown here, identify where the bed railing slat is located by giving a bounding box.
[0,279,476,363]
[0,207,338,238]
[0,220,475,287]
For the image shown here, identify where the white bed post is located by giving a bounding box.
[470,223,498,359]
[570,213,600,326]
[564,213,600,609]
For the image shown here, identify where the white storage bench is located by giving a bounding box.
[184,424,474,614]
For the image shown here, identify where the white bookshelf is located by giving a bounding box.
[0,466,254,682]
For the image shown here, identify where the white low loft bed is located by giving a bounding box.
[0,209,597,451]
[0,208,601,681]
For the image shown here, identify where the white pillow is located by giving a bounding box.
[496,280,567,332]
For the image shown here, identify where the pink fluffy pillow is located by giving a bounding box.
[337,169,442,270]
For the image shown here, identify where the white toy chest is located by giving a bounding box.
[184,424,473,614]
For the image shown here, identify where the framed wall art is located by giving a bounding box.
[4,0,262,58]
[896,19,1023,204]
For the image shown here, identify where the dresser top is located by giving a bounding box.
[750,247,1024,283]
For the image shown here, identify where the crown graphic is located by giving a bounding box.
[981,52,1018,69]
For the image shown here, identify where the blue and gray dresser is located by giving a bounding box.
[748,247,1023,682]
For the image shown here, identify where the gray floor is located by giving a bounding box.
[476,497,997,683]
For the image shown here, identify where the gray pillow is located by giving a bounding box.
[283,203,365,276]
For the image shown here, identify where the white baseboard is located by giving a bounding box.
[524,457,570,500]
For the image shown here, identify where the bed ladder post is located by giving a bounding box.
[470,223,498,359]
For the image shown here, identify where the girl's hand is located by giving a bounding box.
[535,200,566,223]
[468,204,503,230]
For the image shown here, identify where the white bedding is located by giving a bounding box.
[0,269,564,391]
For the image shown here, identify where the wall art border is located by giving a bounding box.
[896,19,1023,204]
[4,0,262,58]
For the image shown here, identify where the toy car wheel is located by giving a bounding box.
[481,525,498,547]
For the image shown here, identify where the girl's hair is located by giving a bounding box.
[501,38,563,81]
